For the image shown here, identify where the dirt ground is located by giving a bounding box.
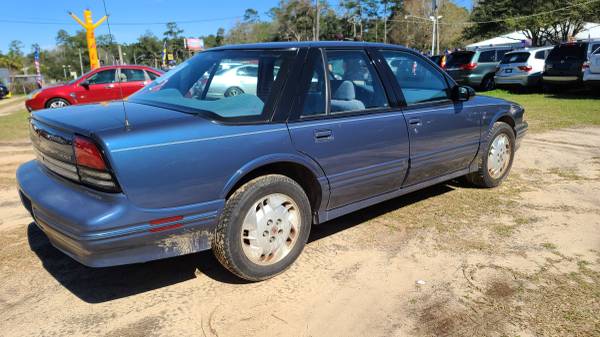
[0,127,599,337]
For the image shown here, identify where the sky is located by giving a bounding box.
[0,0,473,54]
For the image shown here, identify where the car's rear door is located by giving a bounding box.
[378,49,481,186]
[77,69,119,103]
[287,47,410,210]
[117,68,150,97]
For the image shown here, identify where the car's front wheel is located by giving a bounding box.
[46,98,70,109]
[213,174,312,281]
[466,121,515,188]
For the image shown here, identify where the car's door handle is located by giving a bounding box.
[104,84,115,89]
[408,118,422,126]
[314,129,333,142]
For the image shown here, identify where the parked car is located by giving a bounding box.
[17,42,527,281]
[583,41,600,90]
[0,82,9,99]
[25,65,163,111]
[445,46,513,91]
[495,46,554,89]
[542,42,592,91]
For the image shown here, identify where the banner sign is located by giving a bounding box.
[184,38,204,51]
[34,46,42,87]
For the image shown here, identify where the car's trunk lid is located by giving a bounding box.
[32,101,195,136]
[545,43,588,76]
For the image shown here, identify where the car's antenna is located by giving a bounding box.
[102,0,130,130]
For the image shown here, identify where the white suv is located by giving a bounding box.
[495,46,554,88]
[583,40,600,90]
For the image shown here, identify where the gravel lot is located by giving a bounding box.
[1,127,599,337]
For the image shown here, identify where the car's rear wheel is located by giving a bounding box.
[466,121,515,188]
[224,86,244,97]
[46,98,70,109]
[213,174,311,281]
[480,75,495,91]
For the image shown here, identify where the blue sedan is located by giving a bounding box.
[17,42,527,281]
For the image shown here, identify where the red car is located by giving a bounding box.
[26,65,163,111]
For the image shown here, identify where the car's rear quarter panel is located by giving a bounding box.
[101,119,317,210]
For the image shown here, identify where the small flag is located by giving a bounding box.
[34,46,42,87]
[161,41,167,68]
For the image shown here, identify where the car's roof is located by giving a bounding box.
[95,64,160,70]
[210,41,411,51]
[506,46,554,53]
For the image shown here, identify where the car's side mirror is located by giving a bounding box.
[453,85,475,101]
[80,80,90,88]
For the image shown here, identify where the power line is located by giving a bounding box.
[0,16,242,26]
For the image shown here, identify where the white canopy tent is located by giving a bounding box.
[466,22,600,49]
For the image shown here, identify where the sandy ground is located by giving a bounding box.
[0,96,26,117]
[0,127,599,337]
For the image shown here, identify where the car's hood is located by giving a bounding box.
[32,101,196,136]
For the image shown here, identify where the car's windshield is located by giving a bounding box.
[445,51,474,67]
[500,52,530,64]
[547,44,588,62]
[130,49,295,121]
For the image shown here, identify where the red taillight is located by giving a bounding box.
[461,63,478,71]
[518,65,533,72]
[582,61,590,71]
[74,136,107,170]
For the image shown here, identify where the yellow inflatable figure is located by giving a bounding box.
[69,9,107,70]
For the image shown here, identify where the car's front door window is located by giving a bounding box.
[380,50,449,105]
[87,70,116,85]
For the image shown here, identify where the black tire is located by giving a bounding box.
[224,86,244,97]
[213,174,312,281]
[466,122,515,188]
[480,75,495,91]
[45,98,70,109]
[542,83,558,94]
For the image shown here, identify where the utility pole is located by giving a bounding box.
[315,0,320,41]
[78,48,84,75]
[383,0,388,44]
[117,44,124,65]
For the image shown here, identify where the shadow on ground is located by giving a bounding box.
[28,182,455,304]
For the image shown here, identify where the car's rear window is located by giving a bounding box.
[547,44,588,62]
[130,49,296,122]
[500,52,530,64]
[445,52,475,68]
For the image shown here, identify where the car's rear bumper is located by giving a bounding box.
[542,75,581,85]
[17,160,223,267]
[495,73,541,87]
[583,71,600,87]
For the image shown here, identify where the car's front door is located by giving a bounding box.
[288,48,410,210]
[379,49,481,186]
[76,69,119,103]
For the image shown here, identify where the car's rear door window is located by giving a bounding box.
[119,68,146,82]
[478,50,496,63]
[381,50,449,105]
[325,49,389,114]
[130,49,295,122]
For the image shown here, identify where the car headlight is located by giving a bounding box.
[27,89,41,100]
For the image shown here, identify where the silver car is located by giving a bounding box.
[495,46,554,88]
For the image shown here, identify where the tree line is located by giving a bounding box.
[1,0,598,84]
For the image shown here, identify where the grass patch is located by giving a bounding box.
[0,110,30,142]
[484,90,600,132]
[541,242,558,250]
[548,167,586,181]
